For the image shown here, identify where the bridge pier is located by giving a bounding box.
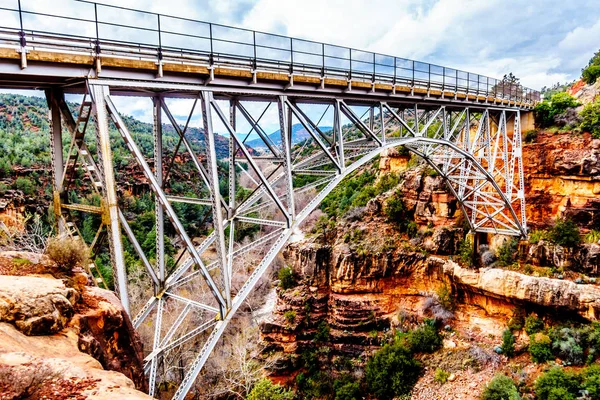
[520,111,535,132]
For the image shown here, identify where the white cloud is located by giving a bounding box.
[558,17,600,72]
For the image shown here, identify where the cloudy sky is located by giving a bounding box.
[3,0,600,134]
[81,0,600,90]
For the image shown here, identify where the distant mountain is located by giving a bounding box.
[246,123,333,150]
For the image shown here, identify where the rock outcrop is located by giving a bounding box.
[523,131,600,229]
[0,275,77,335]
[439,257,600,320]
[0,251,149,398]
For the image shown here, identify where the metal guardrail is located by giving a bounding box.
[0,0,540,104]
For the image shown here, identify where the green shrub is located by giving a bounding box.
[497,239,518,267]
[481,374,521,400]
[549,218,581,248]
[384,190,410,230]
[524,315,544,336]
[534,367,580,400]
[580,98,600,139]
[582,50,600,84]
[546,386,577,400]
[583,65,600,85]
[321,170,377,218]
[551,92,580,111]
[585,230,600,244]
[529,229,549,244]
[406,221,418,238]
[278,266,296,290]
[529,333,554,363]
[246,378,294,400]
[534,92,580,128]
[374,172,400,193]
[508,308,526,331]
[457,238,473,267]
[501,329,516,358]
[407,323,442,354]
[534,101,553,128]
[523,129,538,143]
[434,368,450,384]
[583,365,600,399]
[334,381,361,400]
[283,310,296,324]
[365,342,421,399]
[14,177,35,196]
[436,284,455,312]
[550,327,585,365]
[313,321,330,343]
[299,371,333,399]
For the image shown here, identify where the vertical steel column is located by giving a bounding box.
[46,89,65,234]
[334,100,344,169]
[90,84,130,314]
[379,102,385,144]
[201,92,231,309]
[414,104,419,135]
[278,96,295,223]
[227,99,236,298]
[153,97,165,284]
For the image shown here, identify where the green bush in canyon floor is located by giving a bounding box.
[406,322,442,354]
[246,379,293,400]
[529,333,554,363]
[534,367,580,400]
[501,329,516,358]
[365,341,421,399]
[481,374,521,400]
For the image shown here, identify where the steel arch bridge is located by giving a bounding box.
[0,1,534,398]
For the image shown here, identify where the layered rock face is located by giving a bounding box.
[0,251,149,399]
[523,131,600,229]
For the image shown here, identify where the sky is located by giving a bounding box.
[1,0,600,134]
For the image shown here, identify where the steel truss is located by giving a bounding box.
[46,79,527,399]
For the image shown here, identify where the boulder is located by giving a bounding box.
[0,275,77,335]
[0,322,151,399]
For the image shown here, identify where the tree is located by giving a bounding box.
[501,329,516,358]
[481,374,521,400]
[549,218,581,248]
[582,49,600,84]
[365,342,421,399]
[246,379,294,400]
[534,367,580,400]
[503,73,520,84]
[278,266,296,290]
[534,92,580,129]
[580,98,600,138]
[497,239,518,267]
[491,73,524,99]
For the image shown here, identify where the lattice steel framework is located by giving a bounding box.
[46,79,526,399]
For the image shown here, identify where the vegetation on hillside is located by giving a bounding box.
[531,49,600,139]
[582,50,600,85]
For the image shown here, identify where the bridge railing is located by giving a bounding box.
[0,0,541,104]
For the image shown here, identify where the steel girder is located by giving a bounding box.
[48,80,527,399]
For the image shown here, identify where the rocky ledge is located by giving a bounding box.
[438,257,600,320]
[0,251,150,399]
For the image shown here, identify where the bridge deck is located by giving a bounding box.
[0,1,539,107]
